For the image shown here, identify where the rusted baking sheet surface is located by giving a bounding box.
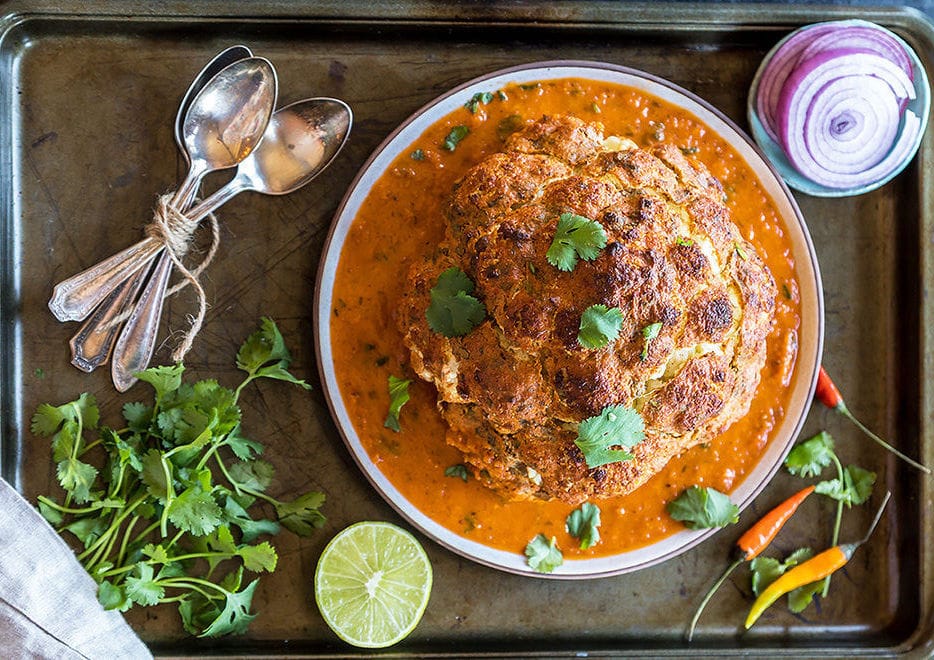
[0,2,931,657]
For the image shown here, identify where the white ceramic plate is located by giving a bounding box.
[315,61,824,578]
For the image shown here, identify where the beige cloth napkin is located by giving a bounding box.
[0,478,152,659]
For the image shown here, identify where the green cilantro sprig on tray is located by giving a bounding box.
[32,318,325,638]
[783,430,874,599]
[578,304,623,349]
[666,485,739,530]
[574,404,645,468]
[750,548,821,614]
[425,267,486,337]
[546,213,608,272]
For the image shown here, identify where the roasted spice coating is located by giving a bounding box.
[399,115,776,504]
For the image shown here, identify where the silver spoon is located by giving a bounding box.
[110,97,353,391]
[68,46,253,372]
[48,56,277,323]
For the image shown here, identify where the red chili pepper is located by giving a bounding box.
[816,366,930,474]
[686,486,815,641]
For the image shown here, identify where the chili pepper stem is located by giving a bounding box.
[687,556,744,642]
[836,404,931,474]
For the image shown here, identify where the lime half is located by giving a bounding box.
[314,521,433,648]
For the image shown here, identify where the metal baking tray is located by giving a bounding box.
[1,1,932,656]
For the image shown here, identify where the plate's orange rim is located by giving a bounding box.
[314,59,824,579]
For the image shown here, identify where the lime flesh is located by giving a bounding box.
[314,521,432,648]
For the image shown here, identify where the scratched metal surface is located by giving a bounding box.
[0,2,931,657]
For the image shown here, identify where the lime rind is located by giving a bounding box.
[314,521,432,648]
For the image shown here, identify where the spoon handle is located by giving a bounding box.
[69,265,148,372]
[49,237,163,322]
[111,254,173,392]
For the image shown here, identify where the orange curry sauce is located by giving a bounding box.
[330,79,800,559]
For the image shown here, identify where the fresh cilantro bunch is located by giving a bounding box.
[32,318,325,638]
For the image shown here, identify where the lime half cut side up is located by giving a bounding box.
[314,521,433,648]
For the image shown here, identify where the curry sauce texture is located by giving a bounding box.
[331,79,801,558]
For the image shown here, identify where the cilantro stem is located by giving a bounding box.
[130,520,162,548]
[159,576,231,598]
[116,515,140,568]
[36,495,121,515]
[81,437,103,454]
[159,456,176,537]
[77,492,147,562]
[212,450,245,497]
[63,401,85,509]
[822,452,846,598]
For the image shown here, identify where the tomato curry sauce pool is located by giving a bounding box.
[329,79,801,560]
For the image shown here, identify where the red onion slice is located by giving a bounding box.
[796,26,913,80]
[776,49,918,189]
[755,23,835,141]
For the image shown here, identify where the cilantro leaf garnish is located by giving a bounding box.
[815,465,875,506]
[566,502,601,549]
[425,267,487,337]
[444,464,469,481]
[525,534,563,573]
[640,322,662,361]
[784,431,835,478]
[34,318,324,638]
[464,91,495,113]
[578,305,623,349]
[411,149,425,161]
[442,125,470,151]
[575,404,645,468]
[667,486,739,529]
[546,213,608,272]
[384,375,412,432]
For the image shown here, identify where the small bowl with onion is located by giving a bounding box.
[748,19,930,197]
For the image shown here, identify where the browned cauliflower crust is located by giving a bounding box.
[399,115,776,505]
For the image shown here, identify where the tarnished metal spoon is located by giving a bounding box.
[68,46,253,372]
[110,97,353,391]
[48,56,277,323]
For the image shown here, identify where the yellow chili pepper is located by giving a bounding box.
[744,491,890,629]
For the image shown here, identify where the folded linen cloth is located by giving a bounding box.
[0,477,152,659]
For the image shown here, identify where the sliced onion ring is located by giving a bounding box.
[776,49,918,189]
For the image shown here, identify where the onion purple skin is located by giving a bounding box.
[751,19,928,193]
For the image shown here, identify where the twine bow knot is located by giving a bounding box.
[142,193,221,362]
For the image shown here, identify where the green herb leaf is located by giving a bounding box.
[444,464,469,481]
[411,148,425,161]
[575,404,645,468]
[384,375,412,432]
[98,580,132,612]
[125,563,164,607]
[525,534,563,573]
[236,318,310,389]
[167,487,224,537]
[222,494,281,544]
[275,491,327,537]
[545,213,608,272]
[200,580,260,638]
[465,91,495,113]
[667,486,739,530]
[566,502,601,549]
[442,125,470,151]
[227,460,275,493]
[788,579,824,613]
[784,431,835,478]
[225,425,264,462]
[815,465,876,507]
[425,267,486,337]
[750,548,814,596]
[56,457,98,504]
[578,305,623,349]
[239,542,278,573]
[137,364,184,400]
[122,401,151,431]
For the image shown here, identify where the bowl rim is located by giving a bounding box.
[314,59,824,579]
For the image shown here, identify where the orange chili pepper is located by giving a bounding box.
[745,491,890,628]
[686,486,815,641]
[816,366,930,474]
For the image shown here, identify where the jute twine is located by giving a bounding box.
[141,192,220,362]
